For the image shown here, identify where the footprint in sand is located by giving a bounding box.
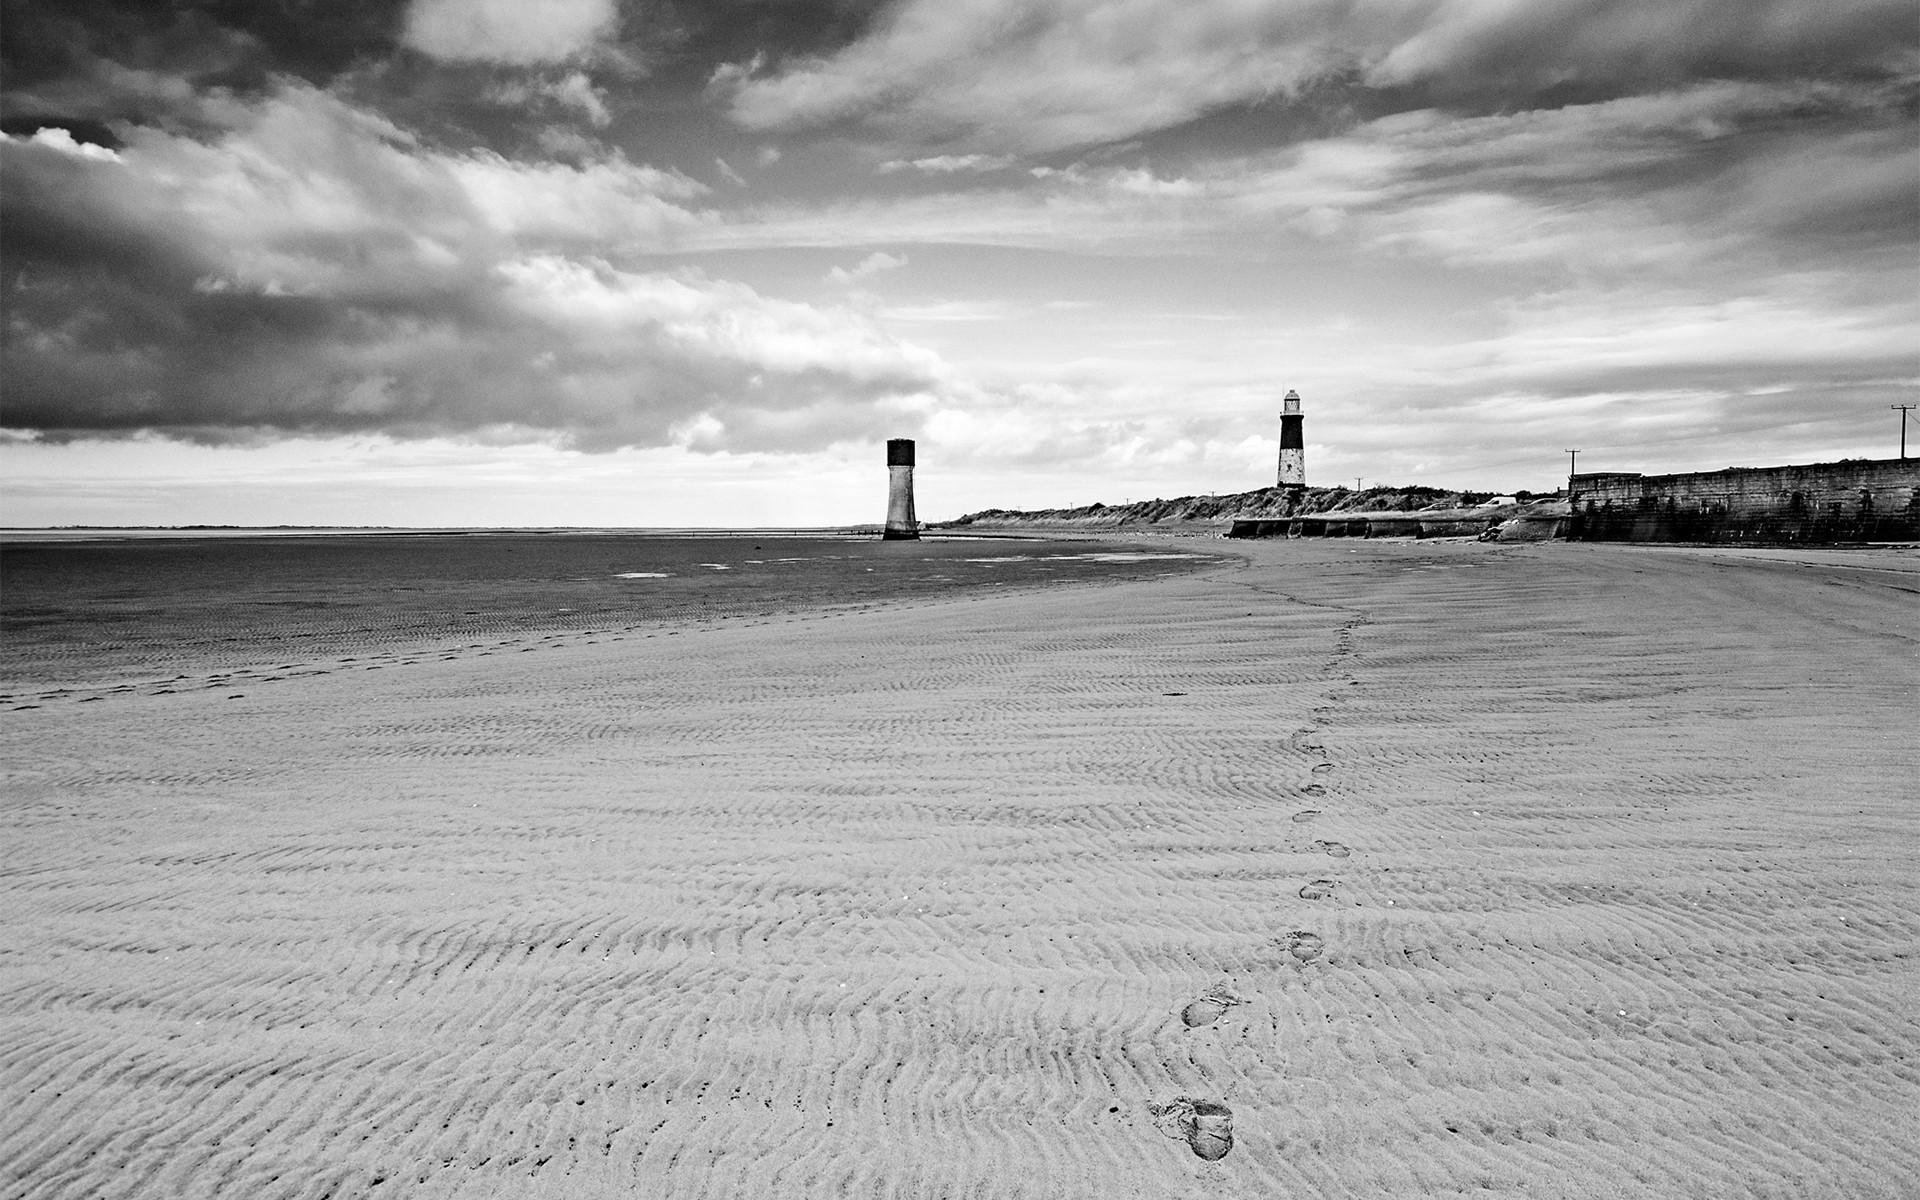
[1301,783,1326,797]
[1188,1100,1235,1161]
[1179,985,1245,1028]
[1291,809,1322,824]
[1298,878,1337,901]
[1312,762,1334,774]
[1278,930,1325,963]
[1150,1097,1235,1161]
[1312,839,1352,858]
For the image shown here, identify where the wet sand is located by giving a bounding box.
[0,532,1215,696]
[3,539,1916,1198]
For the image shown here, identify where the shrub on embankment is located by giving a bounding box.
[939,485,1548,530]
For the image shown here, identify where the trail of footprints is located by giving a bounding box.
[1158,752,1347,1164]
[1154,596,1364,1166]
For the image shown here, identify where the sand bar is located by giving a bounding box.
[3,539,1916,1198]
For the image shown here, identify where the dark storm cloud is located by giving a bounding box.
[0,1,571,169]
[0,0,405,125]
[0,0,884,113]
[0,2,956,454]
[0,0,905,203]
[0,90,944,452]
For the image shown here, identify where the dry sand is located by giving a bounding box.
[3,538,1916,1199]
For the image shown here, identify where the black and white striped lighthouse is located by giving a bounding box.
[1277,389,1306,490]
[883,438,919,540]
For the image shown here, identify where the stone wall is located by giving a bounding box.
[1225,513,1506,540]
[1570,458,1918,543]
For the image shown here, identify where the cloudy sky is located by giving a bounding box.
[3,0,1915,526]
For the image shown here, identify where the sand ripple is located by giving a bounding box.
[3,541,1916,1198]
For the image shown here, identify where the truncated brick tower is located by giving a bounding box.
[883,438,918,540]
[1277,389,1306,489]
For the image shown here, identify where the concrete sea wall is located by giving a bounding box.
[1571,458,1918,544]
[1224,508,1564,541]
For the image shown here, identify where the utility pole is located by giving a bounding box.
[1562,449,1584,537]
[1895,405,1916,460]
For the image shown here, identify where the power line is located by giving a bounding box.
[1429,449,1586,477]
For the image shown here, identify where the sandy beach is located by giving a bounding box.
[3,538,1915,1199]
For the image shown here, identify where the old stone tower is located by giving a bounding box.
[883,438,918,540]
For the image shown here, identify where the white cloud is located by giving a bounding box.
[4,127,122,162]
[715,0,1328,155]
[1437,288,1920,386]
[690,79,1917,292]
[449,150,708,247]
[497,257,942,386]
[404,0,617,65]
[878,154,1016,175]
[827,251,908,284]
[549,71,613,125]
[486,71,613,126]
[90,86,708,291]
[1360,0,1911,89]
[713,0,1914,155]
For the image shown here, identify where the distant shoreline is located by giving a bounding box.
[0,526,1062,544]
[1,531,1226,698]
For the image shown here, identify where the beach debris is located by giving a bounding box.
[1150,1096,1235,1161]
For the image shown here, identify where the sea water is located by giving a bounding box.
[0,531,1219,694]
